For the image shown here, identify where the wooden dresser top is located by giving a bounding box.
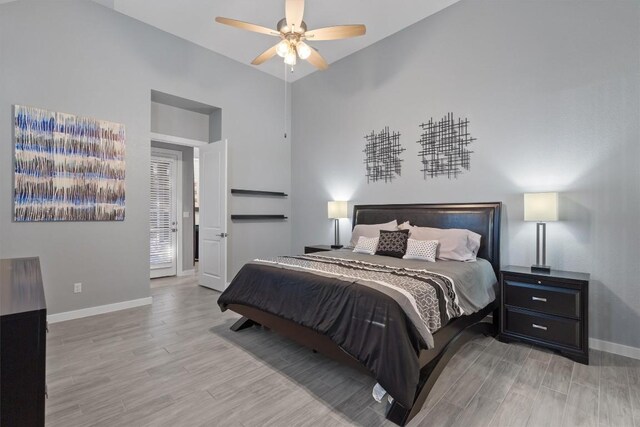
[1,257,46,317]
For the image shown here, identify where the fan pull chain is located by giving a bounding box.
[284,63,287,139]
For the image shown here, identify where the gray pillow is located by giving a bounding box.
[349,220,398,247]
[407,226,481,261]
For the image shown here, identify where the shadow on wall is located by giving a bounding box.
[590,279,640,349]
[499,201,512,268]
[559,192,591,246]
[307,30,412,98]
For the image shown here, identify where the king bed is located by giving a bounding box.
[218,202,501,426]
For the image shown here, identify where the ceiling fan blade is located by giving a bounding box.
[305,25,366,41]
[251,44,279,65]
[306,48,328,70]
[285,0,304,30]
[215,17,279,36]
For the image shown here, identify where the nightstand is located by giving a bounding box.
[499,265,590,364]
[304,245,333,254]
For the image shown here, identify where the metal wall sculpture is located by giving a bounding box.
[363,126,405,183]
[417,112,475,179]
[13,105,126,222]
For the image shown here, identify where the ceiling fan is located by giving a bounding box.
[215,0,366,70]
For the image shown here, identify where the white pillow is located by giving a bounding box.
[407,226,481,262]
[403,239,438,262]
[397,221,412,230]
[353,236,379,255]
[349,220,398,247]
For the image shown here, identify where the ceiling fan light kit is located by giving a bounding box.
[215,0,366,71]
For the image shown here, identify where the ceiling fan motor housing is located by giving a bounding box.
[277,18,307,35]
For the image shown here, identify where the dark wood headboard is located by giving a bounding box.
[352,202,502,276]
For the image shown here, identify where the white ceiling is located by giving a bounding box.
[0,0,459,81]
[100,0,461,82]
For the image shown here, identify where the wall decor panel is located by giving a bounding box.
[363,126,405,183]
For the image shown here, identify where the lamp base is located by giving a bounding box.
[331,244,343,249]
[531,264,551,274]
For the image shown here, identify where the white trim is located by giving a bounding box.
[150,132,208,147]
[47,297,152,324]
[590,338,640,360]
[178,269,196,277]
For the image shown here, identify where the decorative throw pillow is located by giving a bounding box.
[349,220,398,247]
[375,229,410,258]
[403,239,438,262]
[353,236,379,255]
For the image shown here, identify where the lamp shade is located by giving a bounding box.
[327,201,348,219]
[524,192,559,222]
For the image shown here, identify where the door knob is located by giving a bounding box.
[171,228,178,232]
[217,233,228,238]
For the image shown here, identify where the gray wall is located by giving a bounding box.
[292,1,640,348]
[150,141,195,272]
[0,1,292,314]
[151,102,210,142]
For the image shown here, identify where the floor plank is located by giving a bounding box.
[526,387,567,427]
[598,379,635,427]
[454,359,521,426]
[413,399,463,427]
[541,353,574,395]
[491,391,534,427]
[562,382,599,427]
[510,357,549,398]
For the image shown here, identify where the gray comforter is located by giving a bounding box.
[218,250,497,409]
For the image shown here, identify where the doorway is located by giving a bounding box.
[148,90,226,289]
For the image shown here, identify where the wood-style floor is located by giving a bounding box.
[46,274,639,426]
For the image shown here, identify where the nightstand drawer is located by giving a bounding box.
[505,308,581,349]
[504,280,580,318]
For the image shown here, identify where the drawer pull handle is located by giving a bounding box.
[532,296,547,302]
[532,323,548,331]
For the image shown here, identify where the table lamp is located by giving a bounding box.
[524,192,558,273]
[328,201,348,249]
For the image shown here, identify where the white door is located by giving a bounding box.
[150,150,180,278]
[199,140,228,291]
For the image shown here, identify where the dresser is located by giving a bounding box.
[1,257,47,427]
[499,265,590,364]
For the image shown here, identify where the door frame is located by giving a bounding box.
[150,133,223,279]
[150,147,183,278]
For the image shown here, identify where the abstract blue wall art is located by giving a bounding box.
[13,105,126,221]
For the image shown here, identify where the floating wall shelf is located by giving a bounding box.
[231,215,288,221]
[231,189,288,197]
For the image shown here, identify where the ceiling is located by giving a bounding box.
[0,0,460,81]
[99,0,461,82]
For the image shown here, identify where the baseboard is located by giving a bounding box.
[590,337,640,360]
[178,269,196,277]
[47,297,153,324]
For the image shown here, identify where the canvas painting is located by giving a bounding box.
[13,105,126,222]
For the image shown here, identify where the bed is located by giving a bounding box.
[218,202,501,426]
